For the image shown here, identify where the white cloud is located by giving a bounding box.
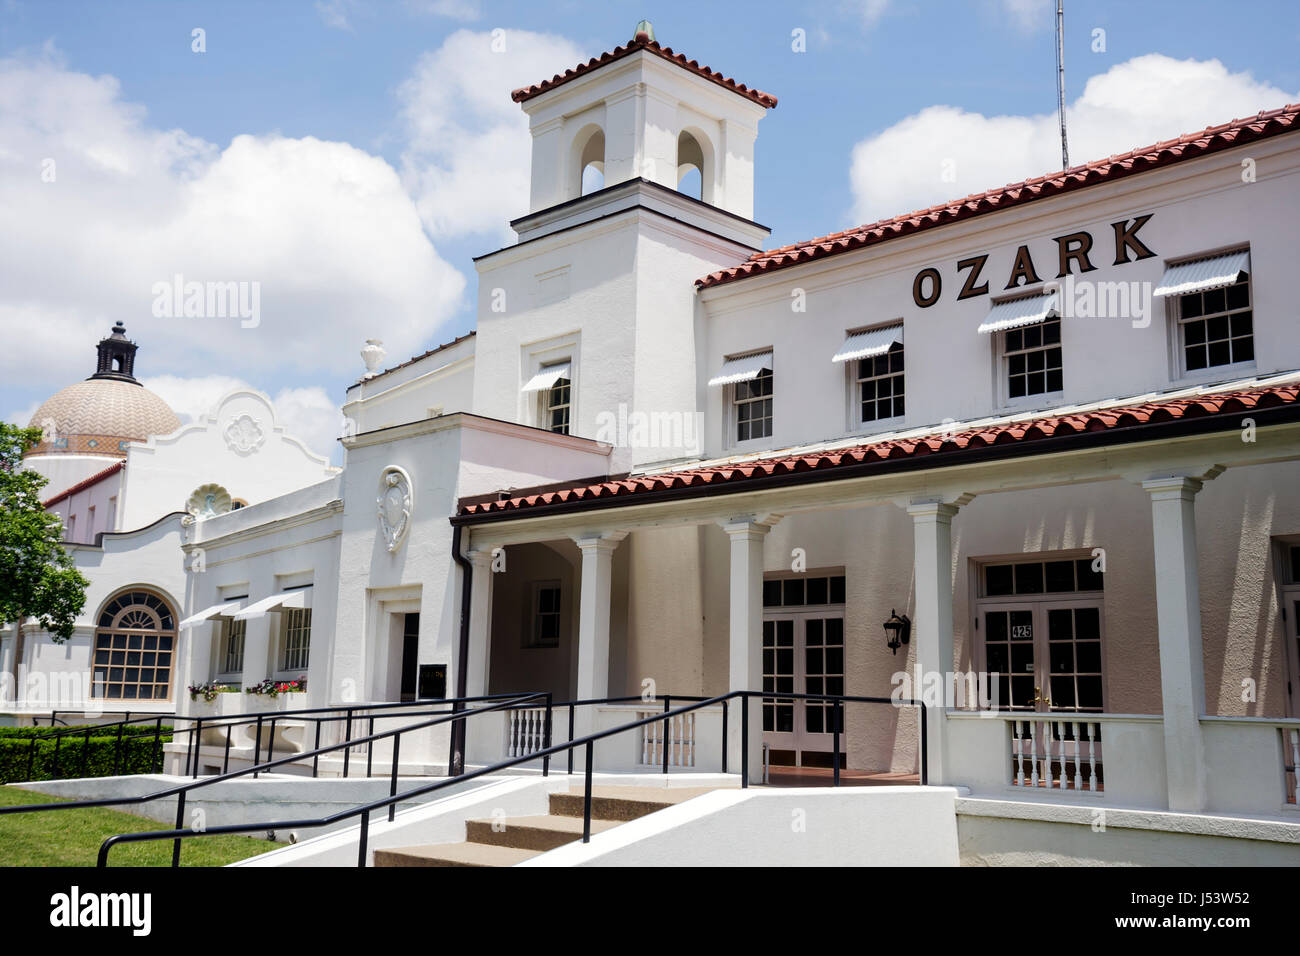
[0,49,466,394]
[1000,0,1053,33]
[142,375,342,462]
[399,29,587,241]
[315,0,355,31]
[844,0,890,29]
[405,0,483,20]
[848,54,1298,225]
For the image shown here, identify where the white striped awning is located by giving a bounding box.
[1154,250,1250,297]
[832,324,904,363]
[978,291,1060,335]
[232,588,311,622]
[521,363,571,393]
[708,350,773,387]
[179,601,243,629]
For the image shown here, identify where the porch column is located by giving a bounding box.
[573,532,626,735]
[722,518,771,783]
[907,500,960,786]
[463,549,495,699]
[1142,476,1209,811]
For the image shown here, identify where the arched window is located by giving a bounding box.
[573,126,605,196]
[677,131,705,200]
[93,589,177,700]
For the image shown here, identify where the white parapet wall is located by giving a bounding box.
[956,797,1300,865]
[521,786,962,867]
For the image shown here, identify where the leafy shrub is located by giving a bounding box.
[0,731,174,783]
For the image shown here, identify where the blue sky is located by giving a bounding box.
[3,0,1297,458]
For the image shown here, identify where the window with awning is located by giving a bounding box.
[708,350,772,387]
[978,290,1060,335]
[833,323,903,363]
[521,362,571,393]
[1154,250,1250,297]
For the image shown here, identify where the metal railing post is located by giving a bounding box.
[342,710,353,778]
[919,702,928,786]
[388,734,401,823]
[267,718,276,769]
[542,694,552,778]
[721,699,728,775]
[661,696,670,775]
[253,716,264,778]
[192,719,203,779]
[183,720,194,778]
[741,692,749,789]
[312,721,322,778]
[172,791,186,867]
[567,704,576,775]
[582,741,594,843]
[366,716,375,778]
[152,718,162,773]
[222,724,232,775]
[358,809,370,867]
[832,701,842,787]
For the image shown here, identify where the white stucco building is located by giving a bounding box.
[1,324,337,719]
[8,26,1300,864]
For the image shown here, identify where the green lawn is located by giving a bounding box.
[0,785,284,867]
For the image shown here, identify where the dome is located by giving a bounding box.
[25,322,182,458]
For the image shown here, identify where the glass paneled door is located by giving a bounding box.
[762,611,846,764]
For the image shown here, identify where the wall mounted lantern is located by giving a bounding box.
[883,609,911,655]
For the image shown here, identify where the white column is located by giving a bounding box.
[1143,476,1209,811]
[908,500,960,786]
[463,549,496,700]
[722,519,771,783]
[573,533,626,735]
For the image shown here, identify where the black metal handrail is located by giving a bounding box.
[5,692,534,783]
[5,692,554,866]
[92,689,926,867]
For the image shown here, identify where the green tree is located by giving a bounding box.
[0,425,89,696]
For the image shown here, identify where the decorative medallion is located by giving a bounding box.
[223,414,265,454]
[377,465,413,553]
[186,483,233,518]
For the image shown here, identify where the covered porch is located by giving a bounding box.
[452,381,1300,818]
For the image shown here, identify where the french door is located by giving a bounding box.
[979,600,1105,713]
[762,611,846,762]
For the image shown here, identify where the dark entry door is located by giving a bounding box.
[400,613,419,702]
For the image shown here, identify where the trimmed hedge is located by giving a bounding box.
[0,725,173,740]
[0,732,174,783]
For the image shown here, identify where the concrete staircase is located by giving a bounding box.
[372,786,714,867]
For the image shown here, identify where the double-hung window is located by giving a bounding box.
[1155,249,1253,378]
[979,291,1062,404]
[522,361,572,435]
[834,324,905,427]
[222,618,246,675]
[709,350,774,445]
[282,608,312,672]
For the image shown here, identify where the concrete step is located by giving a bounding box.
[548,786,716,821]
[465,814,619,851]
[373,842,541,867]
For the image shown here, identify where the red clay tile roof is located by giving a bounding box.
[456,380,1300,519]
[42,460,125,508]
[698,103,1300,290]
[512,36,777,110]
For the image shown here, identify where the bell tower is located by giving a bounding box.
[473,24,776,471]
[513,22,776,224]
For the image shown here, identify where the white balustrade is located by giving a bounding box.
[1008,715,1103,792]
[637,710,697,768]
[508,707,550,758]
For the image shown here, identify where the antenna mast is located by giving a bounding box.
[1055,0,1069,168]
